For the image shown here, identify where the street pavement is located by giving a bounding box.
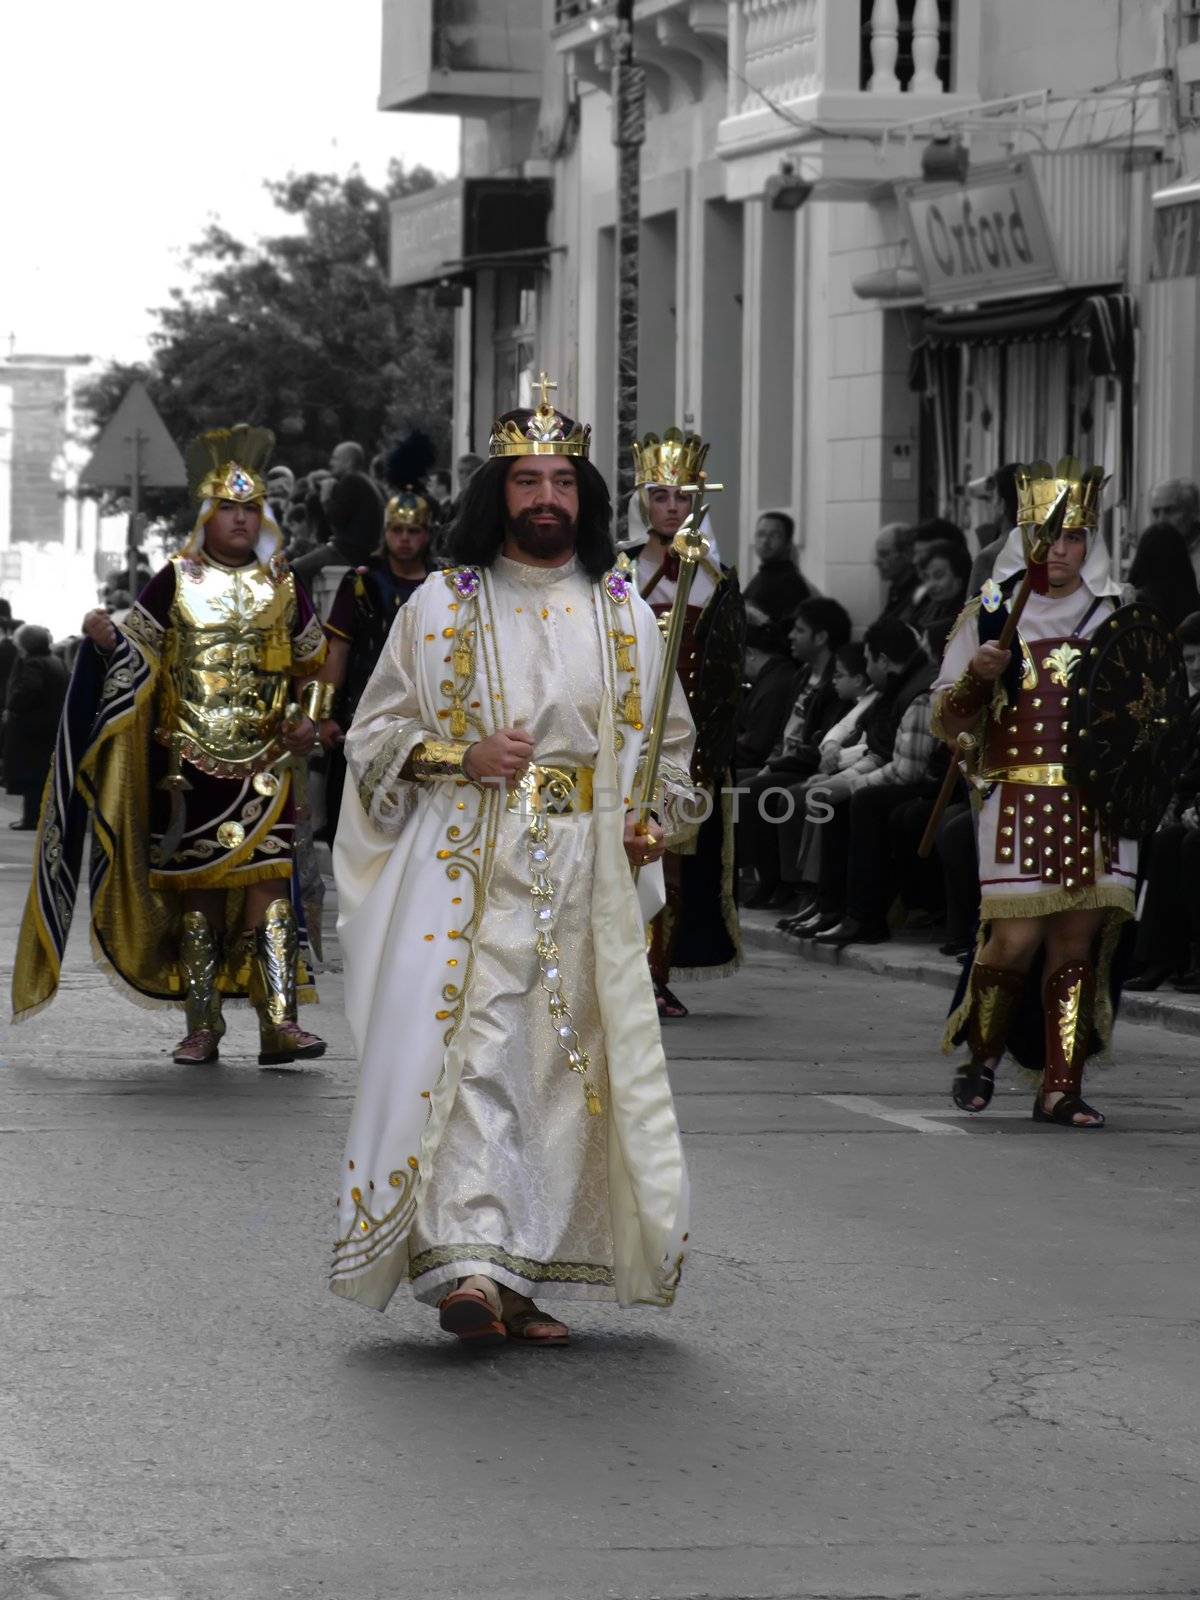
[2,807,1200,1600]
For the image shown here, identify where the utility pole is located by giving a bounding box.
[612,0,645,544]
[127,427,144,599]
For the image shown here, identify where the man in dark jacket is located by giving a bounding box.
[737,597,851,908]
[742,511,812,624]
[870,522,919,628]
[734,619,803,770]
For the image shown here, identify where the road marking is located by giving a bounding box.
[818,1093,967,1135]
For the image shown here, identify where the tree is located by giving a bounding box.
[76,162,454,493]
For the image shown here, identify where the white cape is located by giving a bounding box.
[330,564,694,1311]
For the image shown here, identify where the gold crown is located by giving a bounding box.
[386,491,430,528]
[185,423,274,505]
[632,427,710,490]
[1015,457,1105,531]
[489,370,591,460]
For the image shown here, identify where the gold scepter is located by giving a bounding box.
[628,487,721,882]
[917,484,1070,859]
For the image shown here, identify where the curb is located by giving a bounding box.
[740,912,1200,1042]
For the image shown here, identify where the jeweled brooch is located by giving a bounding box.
[604,570,630,605]
[451,568,480,600]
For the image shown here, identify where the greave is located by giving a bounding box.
[254,897,298,1043]
[1042,959,1094,1097]
[179,910,224,1038]
[965,962,1026,1065]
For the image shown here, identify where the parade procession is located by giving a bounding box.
[6,3,1200,1597]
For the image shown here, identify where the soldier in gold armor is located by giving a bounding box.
[932,460,1134,1129]
[12,425,330,1067]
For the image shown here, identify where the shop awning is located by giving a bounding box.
[914,288,1133,376]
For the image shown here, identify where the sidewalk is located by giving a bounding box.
[740,907,1200,1042]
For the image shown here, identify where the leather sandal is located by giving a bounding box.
[952,1060,995,1113]
[1033,1093,1105,1129]
[438,1282,507,1347]
[654,981,688,1019]
[501,1302,570,1348]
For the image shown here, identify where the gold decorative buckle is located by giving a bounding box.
[981,763,1070,787]
[505,763,594,815]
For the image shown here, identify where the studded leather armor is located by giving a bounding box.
[981,633,1116,889]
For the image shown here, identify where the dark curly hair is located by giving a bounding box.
[442,456,617,579]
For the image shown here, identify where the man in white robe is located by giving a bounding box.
[330,378,697,1346]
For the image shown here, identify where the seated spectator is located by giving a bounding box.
[742,511,812,625]
[912,538,972,636]
[735,620,803,770]
[737,597,851,909]
[4,624,68,831]
[774,642,877,931]
[1126,521,1200,628]
[968,463,1020,594]
[1149,477,1200,583]
[1127,610,1200,990]
[816,642,876,774]
[787,618,936,943]
[911,517,971,570]
[870,522,919,627]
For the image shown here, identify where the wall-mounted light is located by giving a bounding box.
[765,160,813,213]
[920,135,969,184]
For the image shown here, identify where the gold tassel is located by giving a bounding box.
[449,704,466,738]
[615,632,636,674]
[620,677,642,729]
[452,633,473,679]
[585,1084,602,1116]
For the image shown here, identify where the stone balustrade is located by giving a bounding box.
[729,0,954,118]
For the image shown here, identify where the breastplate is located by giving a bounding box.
[982,633,1085,779]
[158,556,296,775]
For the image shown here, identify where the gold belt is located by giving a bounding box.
[982,763,1070,788]
[505,763,594,815]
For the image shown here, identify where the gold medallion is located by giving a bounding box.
[253,770,280,797]
[217,821,246,849]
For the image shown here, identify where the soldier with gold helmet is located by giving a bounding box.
[314,472,435,842]
[12,424,329,1069]
[624,427,745,1018]
[932,456,1186,1130]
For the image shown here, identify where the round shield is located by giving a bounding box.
[1068,603,1190,836]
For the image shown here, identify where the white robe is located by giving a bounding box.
[330,556,697,1311]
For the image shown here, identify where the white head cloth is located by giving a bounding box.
[180,498,285,568]
[990,521,1121,598]
[623,497,722,609]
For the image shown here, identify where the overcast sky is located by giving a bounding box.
[1,1,461,363]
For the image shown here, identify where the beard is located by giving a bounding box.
[506,506,578,560]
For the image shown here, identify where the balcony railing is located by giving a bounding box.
[729,0,963,119]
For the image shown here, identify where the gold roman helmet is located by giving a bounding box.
[489,370,591,459]
[185,423,275,506]
[181,423,284,562]
[1015,457,1105,532]
[385,490,430,529]
[632,427,710,492]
